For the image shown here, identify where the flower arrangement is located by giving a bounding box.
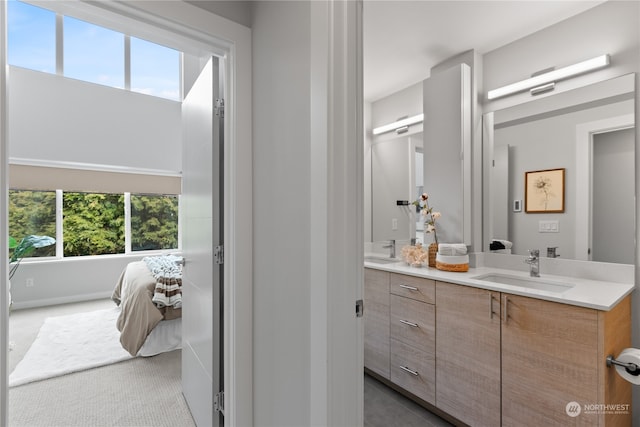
[412,193,441,244]
[401,243,428,266]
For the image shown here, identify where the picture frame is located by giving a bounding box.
[525,168,565,213]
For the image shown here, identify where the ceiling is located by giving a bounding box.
[363,0,606,102]
[186,0,607,103]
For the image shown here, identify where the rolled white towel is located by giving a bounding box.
[436,253,469,264]
[438,243,467,256]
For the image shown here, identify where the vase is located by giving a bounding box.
[428,242,438,267]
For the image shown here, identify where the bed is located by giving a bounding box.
[111,255,183,357]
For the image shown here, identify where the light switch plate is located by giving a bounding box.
[538,220,559,233]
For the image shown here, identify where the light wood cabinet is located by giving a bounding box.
[436,281,501,426]
[502,293,631,427]
[365,270,631,426]
[435,281,631,427]
[364,268,390,378]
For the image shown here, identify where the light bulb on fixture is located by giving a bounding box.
[372,114,424,135]
[487,54,610,100]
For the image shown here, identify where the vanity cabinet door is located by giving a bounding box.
[435,282,501,426]
[501,294,600,426]
[364,268,390,378]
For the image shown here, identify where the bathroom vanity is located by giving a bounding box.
[364,261,633,426]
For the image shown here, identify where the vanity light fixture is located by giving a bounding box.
[372,113,424,135]
[487,54,610,100]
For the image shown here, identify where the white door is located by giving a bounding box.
[181,56,223,427]
[591,128,634,263]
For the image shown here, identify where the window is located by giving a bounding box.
[130,194,179,251]
[8,190,180,260]
[62,192,125,257]
[8,190,57,258]
[63,16,125,88]
[7,1,180,99]
[7,0,56,73]
[131,37,180,101]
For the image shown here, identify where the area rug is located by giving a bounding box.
[9,307,133,387]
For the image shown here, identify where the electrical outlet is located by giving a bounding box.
[392,218,398,230]
[25,278,34,287]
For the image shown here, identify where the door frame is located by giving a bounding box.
[0,2,253,426]
[575,113,634,261]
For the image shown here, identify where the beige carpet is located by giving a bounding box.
[9,350,195,427]
[8,300,195,427]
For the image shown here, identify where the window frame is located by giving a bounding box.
[10,188,181,263]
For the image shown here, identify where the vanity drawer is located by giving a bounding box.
[390,338,436,405]
[390,273,435,304]
[390,294,435,354]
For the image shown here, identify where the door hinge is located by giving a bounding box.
[215,98,225,118]
[214,391,225,415]
[356,299,364,318]
[214,245,224,265]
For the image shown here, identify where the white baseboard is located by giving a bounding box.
[11,291,113,311]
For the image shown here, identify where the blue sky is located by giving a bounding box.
[7,0,180,100]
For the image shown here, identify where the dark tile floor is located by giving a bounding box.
[364,374,454,427]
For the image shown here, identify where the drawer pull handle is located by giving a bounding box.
[399,365,419,376]
[503,297,509,324]
[399,319,419,328]
[399,284,418,291]
[489,294,496,319]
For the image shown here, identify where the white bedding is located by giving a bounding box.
[138,316,182,357]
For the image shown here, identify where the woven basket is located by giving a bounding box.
[436,261,469,272]
[428,243,438,267]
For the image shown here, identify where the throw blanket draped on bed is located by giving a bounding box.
[112,257,182,356]
[144,255,183,309]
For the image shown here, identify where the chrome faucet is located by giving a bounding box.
[382,239,396,258]
[524,249,540,277]
[547,247,559,258]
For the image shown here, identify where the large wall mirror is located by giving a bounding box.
[370,133,423,244]
[483,73,635,264]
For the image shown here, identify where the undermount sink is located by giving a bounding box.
[472,273,575,294]
[364,256,400,265]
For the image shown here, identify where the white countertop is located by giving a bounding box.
[364,258,634,311]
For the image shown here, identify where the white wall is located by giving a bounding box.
[9,67,182,173]
[252,1,362,425]
[252,2,312,424]
[10,254,142,309]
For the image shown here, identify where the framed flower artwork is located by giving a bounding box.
[525,168,565,213]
